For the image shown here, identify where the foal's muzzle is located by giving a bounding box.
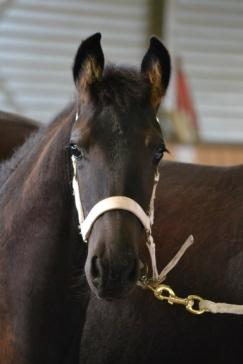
[90,254,139,299]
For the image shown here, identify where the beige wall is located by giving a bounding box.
[165,143,243,166]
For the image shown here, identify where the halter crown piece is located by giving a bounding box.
[71,112,160,280]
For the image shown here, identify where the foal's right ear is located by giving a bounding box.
[73,33,104,93]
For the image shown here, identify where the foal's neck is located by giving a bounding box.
[0,109,88,364]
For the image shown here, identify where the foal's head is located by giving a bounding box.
[69,33,170,299]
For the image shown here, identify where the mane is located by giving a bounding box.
[0,128,42,188]
[0,104,74,190]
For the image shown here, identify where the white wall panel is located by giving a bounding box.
[0,0,149,124]
[165,0,243,143]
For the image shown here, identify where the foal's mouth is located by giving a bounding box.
[89,259,146,301]
[96,291,130,301]
[95,283,137,301]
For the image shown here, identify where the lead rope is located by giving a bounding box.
[140,115,243,315]
[140,234,243,315]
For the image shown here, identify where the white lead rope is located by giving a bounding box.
[200,300,243,315]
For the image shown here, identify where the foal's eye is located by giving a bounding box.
[69,143,82,159]
[153,145,167,164]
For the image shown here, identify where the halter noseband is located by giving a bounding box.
[81,196,150,241]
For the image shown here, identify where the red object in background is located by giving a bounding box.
[175,59,198,130]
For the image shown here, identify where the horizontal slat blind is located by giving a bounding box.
[0,0,149,124]
[166,0,243,143]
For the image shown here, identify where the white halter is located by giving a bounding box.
[72,114,243,315]
[71,114,161,280]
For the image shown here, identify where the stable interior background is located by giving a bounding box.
[0,0,243,165]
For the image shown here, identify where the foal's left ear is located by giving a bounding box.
[141,36,171,110]
[73,32,104,93]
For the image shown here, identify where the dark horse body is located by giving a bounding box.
[0,111,38,161]
[0,33,171,363]
[80,161,243,363]
[0,107,89,364]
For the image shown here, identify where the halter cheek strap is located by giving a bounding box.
[72,155,84,223]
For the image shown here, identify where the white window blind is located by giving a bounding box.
[0,0,149,124]
[165,0,243,143]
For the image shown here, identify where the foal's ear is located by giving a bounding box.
[141,36,171,110]
[73,33,104,93]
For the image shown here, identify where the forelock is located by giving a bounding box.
[93,65,150,110]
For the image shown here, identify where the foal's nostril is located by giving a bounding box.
[91,256,103,288]
[91,256,99,277]
[90,254,139,295]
